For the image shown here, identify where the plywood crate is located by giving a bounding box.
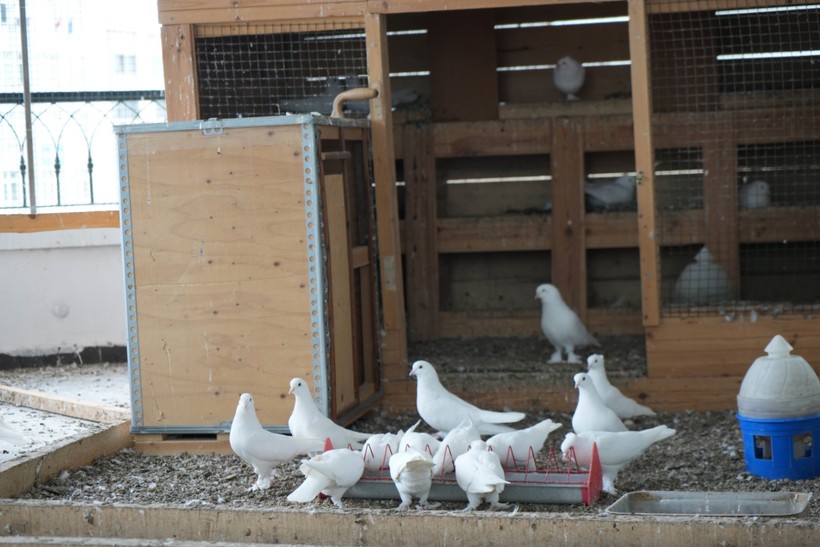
[116,115,381,435]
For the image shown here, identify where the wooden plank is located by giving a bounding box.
[125,125,314,429]
[133,433,232,456]
[160,24,199,122]
[403,123,440,341]
[0,211,119,233]
[365,13,409,385]
[323,173,357,416]
[550,117,587,320]
[0,385,129,424]
[646,314,820,378]
[193,18,365,37]
[701,138,740,295]
[500,99,632,120]
[0,421,131,498]
[437,216,552,253]
[428,10,499,122]
[4,496,819,546]
[158,1,367,25]
[628,0,661,327]
[585,212,638,249]
[369,0,626,15]
[433,119,551,157]
[647,0,819,14]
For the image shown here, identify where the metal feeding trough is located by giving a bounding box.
[346,443,603,506]
[606,490,813,517]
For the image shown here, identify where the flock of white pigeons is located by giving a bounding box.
[229,283,677,511]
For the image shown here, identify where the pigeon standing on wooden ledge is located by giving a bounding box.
[229,393,324,491]
[561,425,677,495]
[455,439,511,511]
[536,283,600,364]
[572,372,628,434]
[410,360,526,435]
[288,378,371,450]
[586,354,656,419]
[553,56,585,101]
[287,447,365,508]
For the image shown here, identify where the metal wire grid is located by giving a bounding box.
[195,22,368,120]
[649,1,820,316]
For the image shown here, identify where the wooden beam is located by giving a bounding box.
[701,137,740,295]
[0,421,131,498]
[0,385,129,424]
[647,0,819,14]
[158,1,368,25]
[4,495,819,545]
[646,314,820,378]
[437,216,552,253]
[550,117,587,320]
[0,211,119,233]
[133,433,232,456]
[403,122,440,341]
[433,119,552,158]
[364,13,408,383]
[368,0,626,15]
[160,24,199,122]
[628,0,661,327]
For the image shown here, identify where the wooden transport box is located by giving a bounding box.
[116,115,381,434]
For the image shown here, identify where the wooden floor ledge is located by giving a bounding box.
[0,500,818,546]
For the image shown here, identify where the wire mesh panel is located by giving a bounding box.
[195,22,368,120]
[648,0,820,316]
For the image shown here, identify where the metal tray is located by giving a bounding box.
[606,490,813,517]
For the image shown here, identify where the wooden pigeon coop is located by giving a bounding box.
[154,0,819,420]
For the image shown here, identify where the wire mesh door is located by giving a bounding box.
[194,21,368,119]
[648,1,820,318]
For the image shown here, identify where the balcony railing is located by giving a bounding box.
[0,90,166,213]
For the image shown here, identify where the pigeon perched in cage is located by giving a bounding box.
[572,372,628,434]
[389,447,439,511]
[586,354,656,419]
[561,425,677,495]
[432,418,481,476]
[410,360,526,435]
[585,175,637,211]
[287,447,365,508]
[553,56,585,101]
[229,393,324,491]
[535,283,600,364]
[288,378,372,450]
[362,428,406,472]
[486,418,562,471]
[399,419,442,456]
[739,179,771,209]
[0,416,24,445]
[454,439,512,511]
[672,246,733,305]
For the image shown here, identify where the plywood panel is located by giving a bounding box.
[125,125,314,429]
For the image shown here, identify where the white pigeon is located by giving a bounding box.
[739,179,770,209]
[288,378,371,449]
[586,354,656,419]
[410,360,526,435]
[0,416,25,445]
[400,420,442,456]
[229,393,325,490]
[572,372,628,434]
[286,447,365,508]
[431,418,481,476]
[672,246,733,305]
[454,439,511,511]
[535,283,600,364]
[561,425,677,494]
[553,56,585,101]
[585,175,637,211]
[486,418,562,471]
[362,428,405,472]
[389,447,439,511]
